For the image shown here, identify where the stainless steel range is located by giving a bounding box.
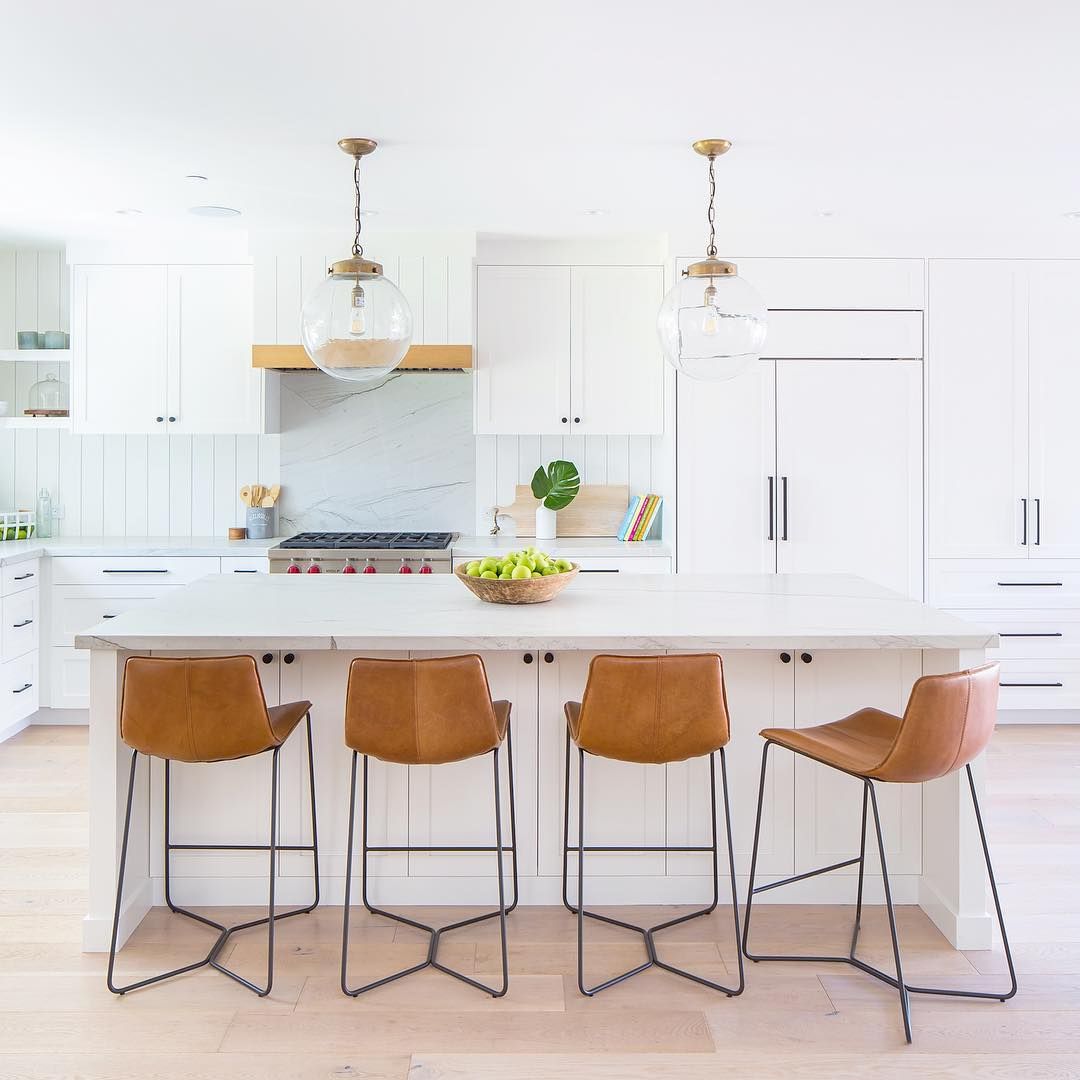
[268,531,455,574]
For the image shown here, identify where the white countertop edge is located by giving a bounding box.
[450,536,670,558]
[0,536,287,564]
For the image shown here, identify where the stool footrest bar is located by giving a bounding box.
[750,856,863,894]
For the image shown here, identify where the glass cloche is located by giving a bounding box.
[27,372,69,413]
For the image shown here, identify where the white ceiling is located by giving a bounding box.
[3,0,1080,253]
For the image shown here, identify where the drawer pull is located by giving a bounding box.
[102,614,118,619]
[13,572,34,581]
[102,569,169,574]
[579,569,619,574]
[233,569,259,573]
[999,632,1063,638]
[999,681,1063,688]
[996,581,1062,587]
[12,683,32,694]
[12,619,33,628]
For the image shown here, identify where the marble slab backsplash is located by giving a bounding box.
[278,371,475,534]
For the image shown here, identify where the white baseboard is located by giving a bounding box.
[32,708,89,726]
[997,709,1080,725]
[0,714,32,745]
[83,876,151,953]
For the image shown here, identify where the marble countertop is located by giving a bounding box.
[450,536,671,559]
[75,572,997,653]
[0,536,288,567]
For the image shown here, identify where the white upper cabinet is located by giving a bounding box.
[733,258,925,310]
[762,310,923,359]
[475,266,570,435]
[72,265,168,435]
[72,263,267,435]
[167,266,260,435]
[474,264,665,435]
[569,266,665,434]
[1027,262,1080,559]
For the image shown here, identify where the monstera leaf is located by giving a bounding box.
[530,460,581,511]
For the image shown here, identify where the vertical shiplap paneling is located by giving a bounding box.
[35,428,60,521]
[36,251,61,333]
[57,430,81,535]
[494,435,520,506]
[424,256,449,345]
[448,255,471,346]
[80,435,105,534]
[398,256,425,344]
[124,436,149,536]
[168,435,193,535]
[13,430,36,510]
[146,436,171,534]
[190,436,215,535]
[583,437,608,487]
[14,251,37,336]
[627,436,653,495]
[212,434,238,534]
[299,253,326,334]
[275,257,302,346]
[235,434,260,511]
[102,436,126,535]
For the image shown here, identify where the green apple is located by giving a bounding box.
[511,564,532,580]
[465,560,482,576]
[517,555,537,572]
[480,569,498,579]
[541,565,558,576]
[555,558,574,573]
[479,557,499,573]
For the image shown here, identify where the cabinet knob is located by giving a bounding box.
[155,416,164,423]
[523,653,534,664]
[283,653,295,665]
[544,652,554,664]
[561,417,568,424]
[800,652,813,664]
[779,652,792,664]
[261,653,274,665]
[167,416,177,423]
[573,417,580,424]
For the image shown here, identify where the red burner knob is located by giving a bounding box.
[418,560,433,574]
[286,561,301,574]
[362,561,377,574]
[306,560,321,574]
[341,559,357,574]
[398,559,413,574]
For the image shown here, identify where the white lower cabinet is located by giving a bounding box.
[1,558,41,737]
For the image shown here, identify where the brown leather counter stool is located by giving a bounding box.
[563,653,744,998]
[107,655,319,998]
[742,662,1017,1042]
[340,654,516,998]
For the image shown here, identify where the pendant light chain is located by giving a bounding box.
[705,153,717,258]
[352,155,364,258]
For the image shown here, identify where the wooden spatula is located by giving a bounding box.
[240,485,252,507]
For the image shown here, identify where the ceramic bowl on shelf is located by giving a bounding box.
[455,564,579,605]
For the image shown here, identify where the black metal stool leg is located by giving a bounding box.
[574,747,743,997]
[562,727,574,914]
[343,747,513,998]
[741,742,1017,1042]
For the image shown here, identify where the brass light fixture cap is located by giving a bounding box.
[686,258,738,278]
[338,138,378,159]
[692,138,732,158]
[330,257,384,276]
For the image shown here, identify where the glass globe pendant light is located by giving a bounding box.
[657,139,767,380]
[300,138,413,384]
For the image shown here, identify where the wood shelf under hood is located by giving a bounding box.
[252,344,472,371]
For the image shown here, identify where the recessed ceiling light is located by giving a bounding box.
[188,205,241,218]
[184,174,208,182]
[817,210,836,219]
[583,208,608,216]
[115,208,142,216]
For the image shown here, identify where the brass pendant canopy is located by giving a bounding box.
[686,257,737,278]
[338,137,378,158]
[692,138,732,158]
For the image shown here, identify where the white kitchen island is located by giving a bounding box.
[76,572,998,954]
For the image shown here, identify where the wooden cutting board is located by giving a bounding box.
[504,484,629,538]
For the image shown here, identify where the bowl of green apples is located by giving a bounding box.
[456,548,579,604]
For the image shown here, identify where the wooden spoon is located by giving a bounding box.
[240,485,252,507]
[267,483,281,505]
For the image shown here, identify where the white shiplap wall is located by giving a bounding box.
[0,248,279,536]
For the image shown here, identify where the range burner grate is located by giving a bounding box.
[277,531,454,550]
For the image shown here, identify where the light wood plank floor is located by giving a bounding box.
[1,724,1077,1078]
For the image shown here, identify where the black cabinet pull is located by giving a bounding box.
[579,569,619,573]
[779,652,792,664]
[12,683,32,694]
[999,632,1063,638]
[573,417,580,424]
[233,569,258,573]
[283,653,295,665]
[800,652,813,664]
[780,477,789,541]
[544,652,554,664]
[1021,497,1028,546]
[102,569,169,574]
[523,653,534,664]
[168,416,177,423]
[1000,681,1062,688]
[155,416,164,423]
[102,614,118,619]
[996,581,1062,587]
[13,572,34,581]
[1034,498,1041,546]
[12,619,33,628]
[767,476,775,541]
[561,417,568,424]
[261,653,274,664]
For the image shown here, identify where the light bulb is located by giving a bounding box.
[349,283,367,335]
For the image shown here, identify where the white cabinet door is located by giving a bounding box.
[407,651,538,880]
[677,360,776,574]
[1028,261,1080,558]
[928,260,1028,559]
[474,266,571,435]
[570,266,664,434]
[776,359,923,599]
[72,265,168,434]
[666,650,795,879]
[537,651,667,884]
[762,311,923,360]
[793,650,922,878]
[168,266,262,435]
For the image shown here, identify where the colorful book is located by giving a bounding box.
[623,495,651,541]
[633,495,660,540]
[616,496,643,541]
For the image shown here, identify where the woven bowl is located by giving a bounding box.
[455,564,579,605]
